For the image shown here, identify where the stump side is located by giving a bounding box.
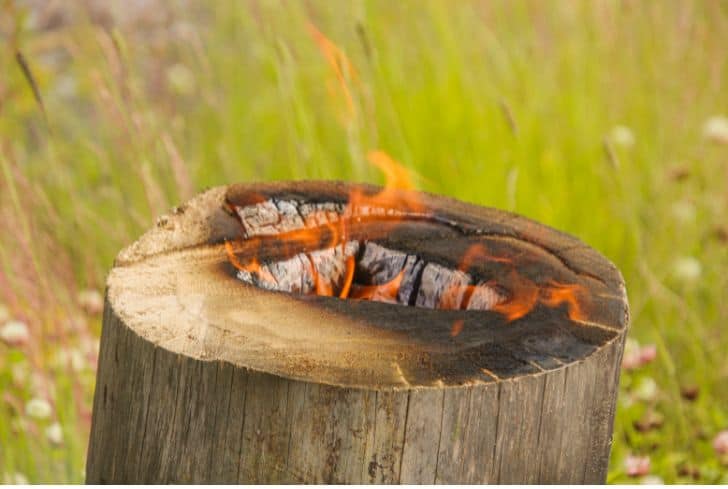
[86,297,626,483]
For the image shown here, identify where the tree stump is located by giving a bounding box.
[86,181,629,484]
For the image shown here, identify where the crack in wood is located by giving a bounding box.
[433,389,447,483]
[397,391,412,483]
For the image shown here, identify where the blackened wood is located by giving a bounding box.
[87,182,629,483]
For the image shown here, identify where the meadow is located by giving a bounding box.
[0,0,727,483]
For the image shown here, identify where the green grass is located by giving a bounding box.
[1,0,727,483]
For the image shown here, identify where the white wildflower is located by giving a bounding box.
[641,475,664,484]
[670,200,696,224]
[624,337,640,353]
[633,377,659,402]
[703,115,728,144]
[672,256,702,282]
[3,472,29,484]
[45,423,63,445]
[77,289,104,316]
[610,125,635,148]
[45,422,64,445]
[0,320,30,347]
[26,398,52,419]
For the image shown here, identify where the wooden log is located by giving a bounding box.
[86,181,629,484]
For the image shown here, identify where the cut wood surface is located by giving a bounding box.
[86,181,629,483]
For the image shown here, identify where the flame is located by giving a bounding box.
[437,243,511,310]
[457,243,512,271]
[541,281,588,321]
[450,319,465,337]
[491,269,540,321]
[280,220,342,251]
[339,255,355,298]
[225,241,277,285]
[490,271,588,322]
[350,269,405,302]
[226,150,424,303]
[367,150,417,191]
[225,151,590,323]
[344,151,425,219]
[308,22,358,124]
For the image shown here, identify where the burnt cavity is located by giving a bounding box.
[230,239,506,311]
[222,196,594,323]
[223,196,508,310]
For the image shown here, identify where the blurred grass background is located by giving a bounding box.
[1,0,727,483]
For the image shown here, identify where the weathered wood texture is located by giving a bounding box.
[86,182,629,484]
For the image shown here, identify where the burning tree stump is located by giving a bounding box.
[86,181,629,484]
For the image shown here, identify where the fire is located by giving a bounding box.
[457,244,512,271]
[438,242,588,332]
[450,319,465,337]
[541,281,588,322]
[350,269,405,302]
[297,23,593,322]
[225,150,590,327]
[491,270,540,321]
[367,151,417,191]
[308,22,358,124]
[225,241,276,285]
[491,272,588,322]
[281,220,343,251]
[345,151,425,217]
[437,243,511,311]
[225,150,422,301]
[339,256,355,298]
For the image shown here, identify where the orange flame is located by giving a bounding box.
[345,151,425,219]
[450,319,465,337]
[437,243,511,310]
[225,241,277,285]
[490,270,588,322]
[225,150,590,323]
[457,243,512,272]
[367,150,417,191]
[339,255,355,298]
[280,220,342,251]
[306,254,334,297]
[491,270,540,321]
[350,269,405,302]
[308,22,358,124]
[541,281,588,322]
